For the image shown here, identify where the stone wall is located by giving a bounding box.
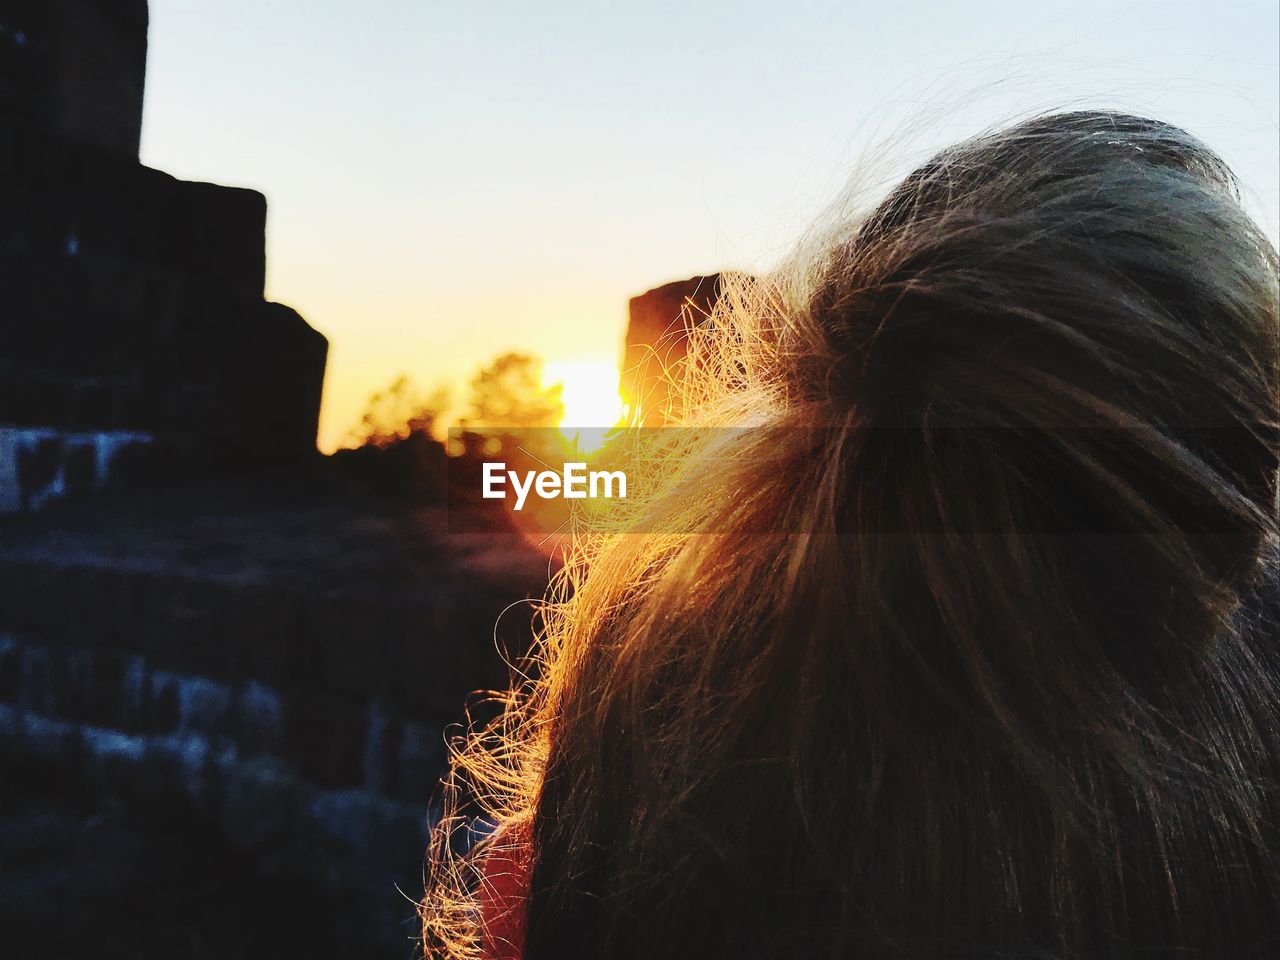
[0,111,329,473]
[0,0,149,156]
[622,275,720,424]
[0,484,547,956]
[0,426,154,513]
[1,0,329,516]
[0,560,493,949]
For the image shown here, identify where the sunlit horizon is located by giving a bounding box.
[543,358,625,433]
[139,1,1278,454]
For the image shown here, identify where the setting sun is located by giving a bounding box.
[543,358,625,431]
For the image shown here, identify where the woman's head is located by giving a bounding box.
[425,111,1279,959]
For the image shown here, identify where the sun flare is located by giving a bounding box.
[543,358,625,452]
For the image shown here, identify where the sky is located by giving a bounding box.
[140,1,1280,452]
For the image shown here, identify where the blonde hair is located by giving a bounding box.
[425,111,1280,959]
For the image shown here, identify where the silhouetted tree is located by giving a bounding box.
[347,376,451,448]
[462,352,563,430]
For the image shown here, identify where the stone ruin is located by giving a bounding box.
[0,0,328,514]
[0,4,736,954]
[0,4,457,955]
[622,274,721,424]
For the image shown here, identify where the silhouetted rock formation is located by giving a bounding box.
[0,7,538,957]
[0,0,148,155]
[622,275,721,424]
[0,476,547,958]
[0,0,327,513]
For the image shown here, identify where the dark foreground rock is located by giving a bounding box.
[0,472,548,959]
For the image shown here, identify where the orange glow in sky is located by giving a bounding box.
[139,2,1278,454]
[543,359,625,454]
[543,359,624,430]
